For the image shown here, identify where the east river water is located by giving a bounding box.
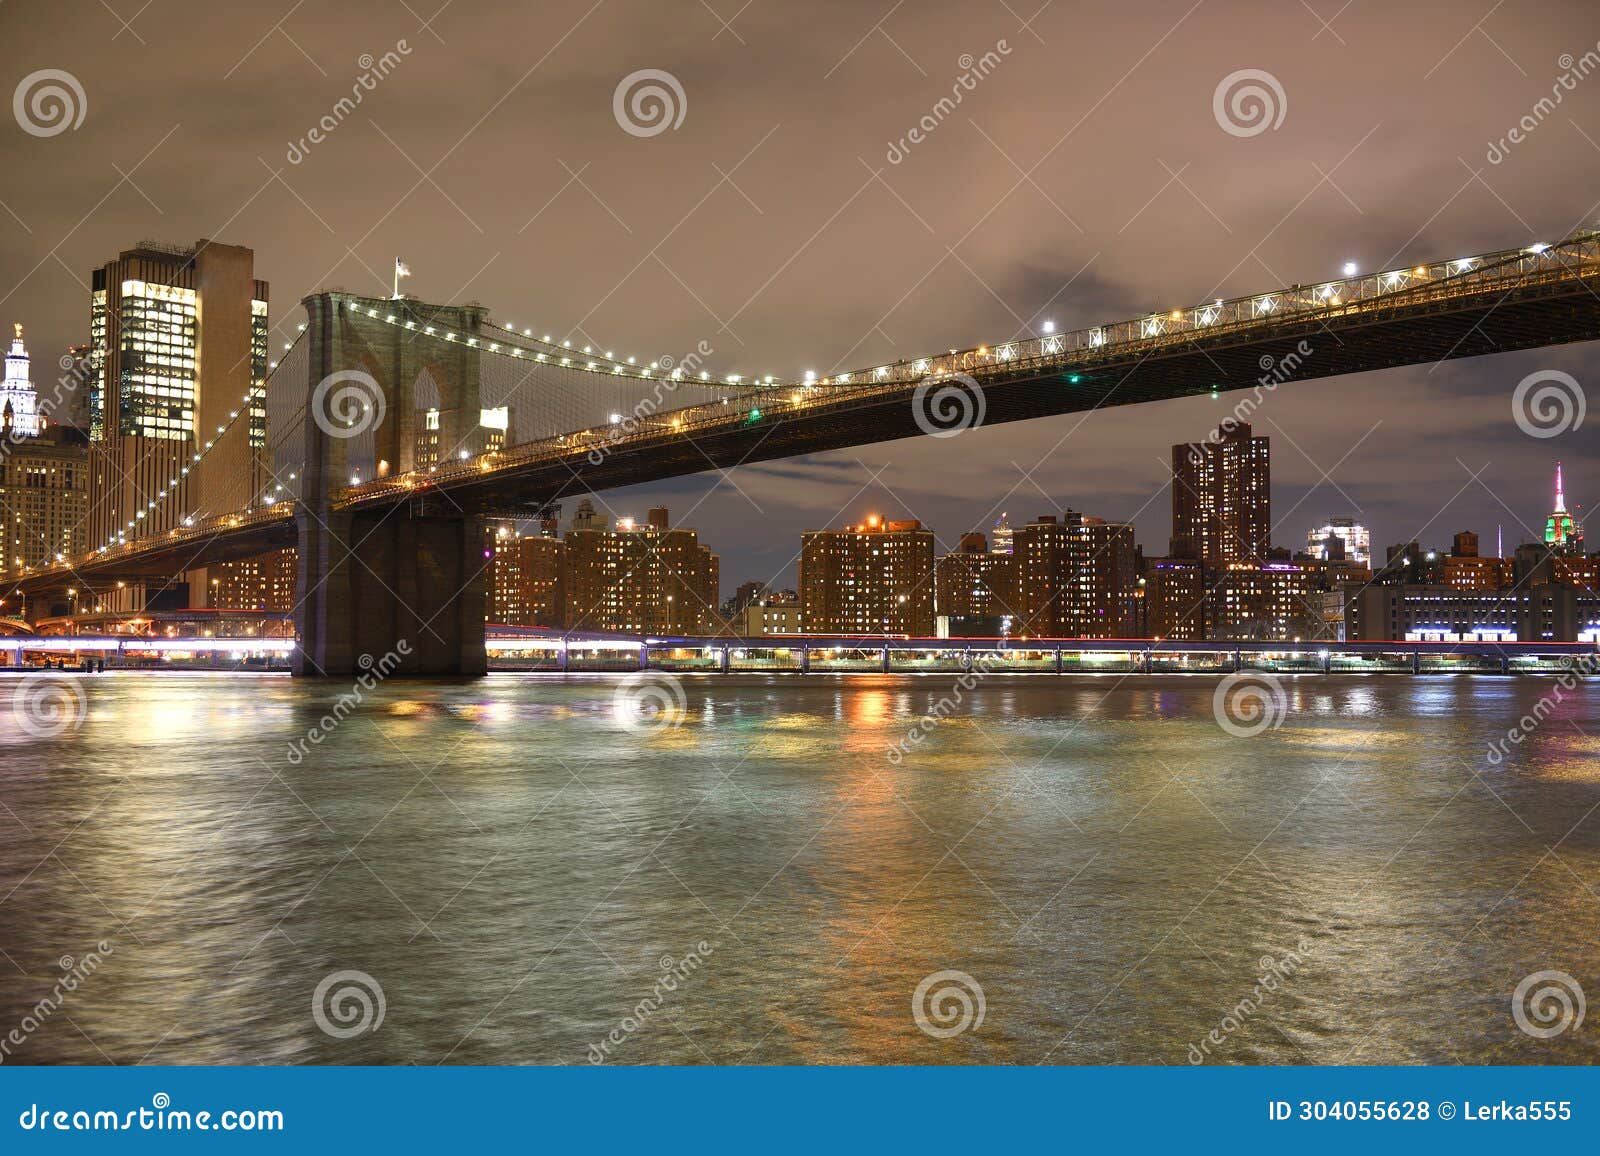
[1,672,1597,1065]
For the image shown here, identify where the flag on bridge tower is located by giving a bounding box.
[392,258,411,299]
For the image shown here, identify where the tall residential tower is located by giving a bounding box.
[1171,421,1271,568]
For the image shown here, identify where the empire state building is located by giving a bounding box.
[1545,461,1583,556]
[1,322,42,437]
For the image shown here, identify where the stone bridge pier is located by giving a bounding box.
[293,292,490,677]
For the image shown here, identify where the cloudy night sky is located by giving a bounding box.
[4,0,1600,589]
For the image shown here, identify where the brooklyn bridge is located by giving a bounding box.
[12,232,1600,675]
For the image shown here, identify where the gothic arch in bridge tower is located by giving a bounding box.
[292,292,491,677]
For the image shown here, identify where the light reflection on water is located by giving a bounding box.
[0,672,1598,1066]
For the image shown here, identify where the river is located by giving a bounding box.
[1,672,1596,1065]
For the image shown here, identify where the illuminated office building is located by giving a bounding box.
[1306,517,1371,566]
[744,596,803,636]
[205,548,297,612]
[86,240,269,572]
[416,405,512,470]
[990,512,1014,555]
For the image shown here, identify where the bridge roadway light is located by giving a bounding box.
[1342,261,1359,277]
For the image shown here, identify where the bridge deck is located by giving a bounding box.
[14,232,1600,595]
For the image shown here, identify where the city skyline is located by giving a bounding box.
[3,273,1590,600]
[6,3,1600,591]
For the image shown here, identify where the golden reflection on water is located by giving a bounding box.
[6,673,1600,1065]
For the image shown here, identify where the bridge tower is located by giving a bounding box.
[293,292,491,677]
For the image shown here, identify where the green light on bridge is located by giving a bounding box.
[747,408,761,422]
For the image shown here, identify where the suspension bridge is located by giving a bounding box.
[11,232,1600,675]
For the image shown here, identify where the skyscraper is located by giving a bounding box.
[990,512,1014,555]
[1172,421,1270,568]
[87,240,269,555]
[1545,462,1583,556]
[1,324,42,437]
